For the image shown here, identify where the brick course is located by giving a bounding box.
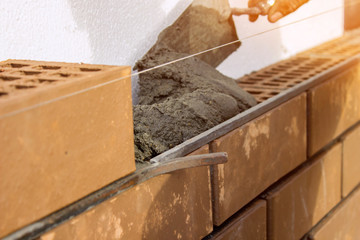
[342,125,360,197]
[211,94,306,225]
[39,146,213,240]
[308,186,360,240]
[209,200,266,240]
[308,63,360,156]
[266,144,342,240]
[0,60,135,237]
[5,30,360,240]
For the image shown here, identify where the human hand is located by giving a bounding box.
[248,0,309,23]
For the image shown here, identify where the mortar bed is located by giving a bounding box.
[148,30,360,163]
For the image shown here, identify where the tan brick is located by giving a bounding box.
[0,60,135,237]
[345,0,360,30]
[210,200,266,240]
[211,94,306,225]
[342,125,360,197]
[308,186,360,240]
[39,146,212,240]
[308,63,360,156]
[266,143,342,240]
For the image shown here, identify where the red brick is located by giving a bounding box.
[211,94,306,225]
[308,63,360,156]
[342,125,360,197]
[0,60,135,237]
[39,146,212,240]
[210,200,266,240]
[266,143,342,240]
[308,186,360,240]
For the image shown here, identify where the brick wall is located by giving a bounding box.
[0,60,135,238]
[2,33,360,240]
[345,0,360,30]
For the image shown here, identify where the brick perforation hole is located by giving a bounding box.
[0,60,109,99]
[40,65,61,70]
[237,55,344,103]
[302,32,360,57]
[0,76,21,81]
[21,71,42,76]
[312,43,360,56]
[79,67,101,72]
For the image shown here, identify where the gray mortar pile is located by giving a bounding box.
[133,6,257,162]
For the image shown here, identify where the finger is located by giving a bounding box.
[248,0,263,8]
[268,0,309,22]
[268,11,284,22]
[267,1,288,22]
[249,14,259,22]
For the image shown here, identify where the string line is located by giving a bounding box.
[0,1,353,120]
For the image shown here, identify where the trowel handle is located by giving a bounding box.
[231,0,274,16]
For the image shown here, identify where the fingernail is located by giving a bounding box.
[269,12,283,22]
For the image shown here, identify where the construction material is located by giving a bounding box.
[266,144,342,240]
[0,60,135,238]
[307,186,360,240]
[5,28,360,240]
[134,49,256,162]
[342,126,360,197]
[133,4,257,162]
[232,0,273,16]
[211,94,306,225]
[308,63,360,156]
[5,152,227,240]
[208,200,266,240]
[147,5,240,67]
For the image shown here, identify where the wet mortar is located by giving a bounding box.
[133,5,257,162]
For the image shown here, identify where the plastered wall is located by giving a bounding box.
[220,0,344,78]
[0,0,343,92]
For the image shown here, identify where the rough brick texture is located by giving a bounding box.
[237,56,345,103]
[211,94,306,225]
[209,200,266,240]
[266,144,342,240]
[308,186,360,240]
[342,125,360,197]
[308,63,360,156]
[300,30,360,58]
[345,0,360,30]
[0,60,118,100]
[0,60,135,237]
[39,146,213,240]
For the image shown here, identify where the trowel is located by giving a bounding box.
[231,0,274,17]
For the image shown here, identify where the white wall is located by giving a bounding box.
[0,0,344,92]
[218,0,344,78]
[0,0,192,66]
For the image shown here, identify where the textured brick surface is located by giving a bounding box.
[266,144,342,240]
[342,125,360,197]
[0,60,135,237]
[0,59,119,103]
[211,94,306,225]
[308,186,360,240]
[39,146,213,240]
[308,63,360,156]
[345,0,360,30]
[300,30,360,58]
[237,56,345,103]
[210,200,266,240]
